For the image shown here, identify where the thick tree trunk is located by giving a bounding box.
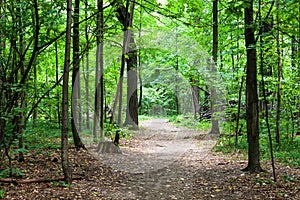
[243,0,262,172]
[125,35,138,129]
[72,0,85,150]
[116,0,138,129]
[61,0,72,184]
[93,0,105,140]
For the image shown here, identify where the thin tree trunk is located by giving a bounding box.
[93,30,100,140]
[99,0,104,138]
[259,1,276,180]
[175,28,180,115]
[275,0,282,146]
[61,0,72,184]
[235,72,245,146]
[291,37,299,136]
[138,3,143,110]
[78,64,83,132]
[84,0,90,130]
[210,0,220,134]
[16,0,25,162]
[55,42,61,127]
[32,63,37,128]
[191,79,200,120]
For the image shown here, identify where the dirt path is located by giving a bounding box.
[3,119,299,199]
[95,118,218,199]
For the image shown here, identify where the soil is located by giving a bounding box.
[1,119,300,199]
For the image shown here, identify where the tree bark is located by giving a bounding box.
[98,0,105,138]
[84,0,90,130]
[61,0,72,184]
[275,0,282,146]
[125,35,138,129]
[115,0,138,130]
[235,71,245,146]
[71,0,85,150]
[243,0,262,173]
[55,42,61,127]
[210,0,220,134]
[191,79,200,120]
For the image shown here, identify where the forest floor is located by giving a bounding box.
[1,118,300,199]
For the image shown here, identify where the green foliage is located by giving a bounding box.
[104,121,131,141]
[0,190,5,199]
[138,115,154,121]
[52,181,72,188]
[215,123,300,167]
[168,115,211,131]
[0,168,24,178]
[24,120,72,150]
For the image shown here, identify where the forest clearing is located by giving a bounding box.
[1,0,300,199]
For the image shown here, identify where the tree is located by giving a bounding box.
[61,0,72,184]
[84,0,90,130]
[115,0,138,130]
[99,0,105,138]
[275,0,282,146]
[93,0,105,141]
[210,0,220,134]
[243,0,262,172]
[72,0,85,150]
[124,0,138,129]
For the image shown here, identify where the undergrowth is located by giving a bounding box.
[168,115,211,131]
[168,115,300,167]
[214,121,300,167]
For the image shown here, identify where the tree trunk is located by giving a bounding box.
[98,0,105,138]
[125,35,138,129]
[72,0,85,150]
[84,0,90,130]
[235,72,245,146]
[115,0,138,129]
[78,64,83,132]
[275,0,282,146]
[55,42,61,127]
[210,0,220,134]
[33,63,37,128]
[115,0,139,129]
[291,37,299,136]
[61,0,72,184]
[191,79,200,120]
[243,0,262,173]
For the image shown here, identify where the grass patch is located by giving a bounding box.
[168,115,211,131]
[139,115,155,121]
